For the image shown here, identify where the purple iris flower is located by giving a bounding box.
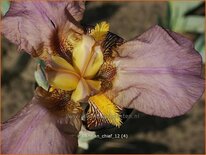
[1,1,204,154]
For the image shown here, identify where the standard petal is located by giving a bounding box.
[109,25,204,118]
[2,1,85,55]
[71,79,91,102]
[72,35,95,73]
[84,46,104,78]
[50,55,76,72]
[46,70,79,91]
[2,97,79,154]
[86,80,102,91]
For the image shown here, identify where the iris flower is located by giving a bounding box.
[2,1,204,154]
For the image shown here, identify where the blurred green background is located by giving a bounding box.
[1,1,205,154]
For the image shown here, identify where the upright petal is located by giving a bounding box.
[71,79,91,102]
[72,35,95,74]
[46,69,79,91]
[108,25,204,118]
[2,1,85,55]
[2,96,80,154]
[49,55,76,73]
[86,80,101,91]
[84,45,104,78]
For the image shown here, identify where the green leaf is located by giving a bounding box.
[195,34,205,63]
[169,1,204,33]
[183,16,204,33]
[34,60,49,90]
[1,0,10,16]
[158,2,171,29]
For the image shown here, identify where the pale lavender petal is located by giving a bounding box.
[2,1,85,55]
[108,25,204,117]
[2,97,80,154]
[66,1,85,21]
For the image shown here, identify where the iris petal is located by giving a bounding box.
[110,25,204,118]
[71,79,90,102]
[50,55,75,72]
[46,70,79,91]
[86,80,101,91]
[84,46,103,78]
[2,94,81,153]
[2,1,85,55]
[72,35,95,74]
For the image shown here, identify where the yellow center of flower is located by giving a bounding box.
[47,35,104,102]
[44,22,122,127]
[46,22,111,102]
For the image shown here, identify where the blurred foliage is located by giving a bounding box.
[195,34,205,61]
[159,1,205,62]
[1,0,10,15]
[159,1,204,33]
